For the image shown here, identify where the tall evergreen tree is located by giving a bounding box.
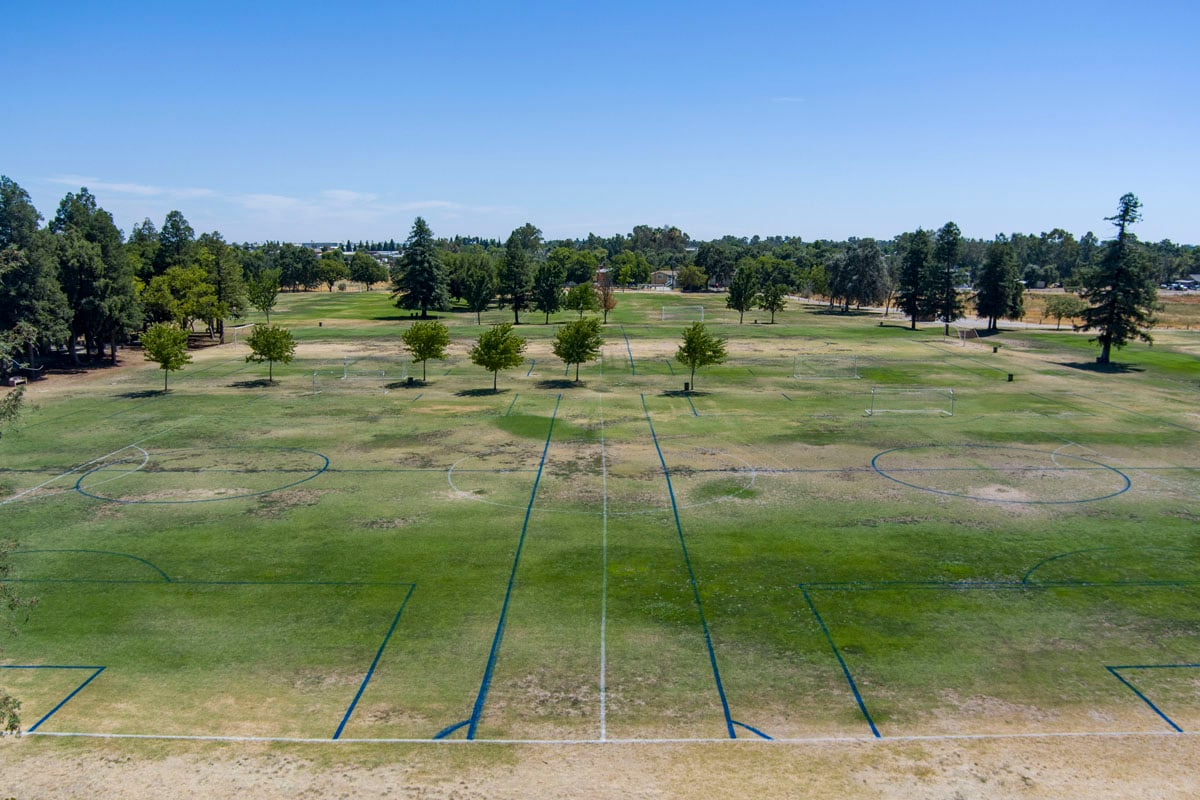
[1080,193,1157,364]
[896,229,933,330]
[498,231,532,324]
[49,189,140,363]
[391,217,449,318]
[974,236,1024,331]
[532,260,565,323]
[0,178,70,357]
[153,210,195,275]
[726,261,759,323]
[932,221,965,335]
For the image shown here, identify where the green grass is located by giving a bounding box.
[2,290,1198,741]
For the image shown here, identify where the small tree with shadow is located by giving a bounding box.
[675,322,726,391]
[469,323,526,392]
[758,283,787,323]
[245,323,296,382]
[142,322,192,391]
[401,320,450,382]
[564,281,599,318]
[553,318,604,382]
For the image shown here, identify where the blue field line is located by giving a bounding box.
[1021,546,1194,585]
[870,444,1131,506]
[526,359,536,377]
[411,393,423,402]
[333,583,417,739]
[799,587,880,738]
[665,359,675,375]
[622,328,636,375]
[732,720,772,740]
[0,665,107,733]
[461,394,562,740]
[781,393,792,401]
[640,394,744,740]
[1105,665,1200,732]
[12,549,173,582]
[746,367,756,376]
[504,393,520,416]
[685,395,699,417]
[74,448,331,505]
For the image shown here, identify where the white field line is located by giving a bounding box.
[27,730,1200,745]
[1,419,193,506]
[599,396,608,742]
[80,447,150,489]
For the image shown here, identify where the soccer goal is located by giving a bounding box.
[866,386,955,416]
[309,356,407,395]
[661,305,705,322]
[793,354,860,379]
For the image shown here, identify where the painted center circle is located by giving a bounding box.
[870,444,1130,505]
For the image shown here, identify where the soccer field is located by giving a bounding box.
[2,292,1199,747]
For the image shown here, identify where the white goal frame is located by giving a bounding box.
[866,386,955,416]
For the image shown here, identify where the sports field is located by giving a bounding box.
[2,292,1199,791]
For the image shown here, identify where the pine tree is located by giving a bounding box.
[391,217,449,318]
[974,236,1023,332]
[1080,193,1157,364]
[931,222,965,335]
[896,229,932,330]
[498,232,532,324]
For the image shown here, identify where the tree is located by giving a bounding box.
[469,323,526,392]
[727,262,759,323]
[245,323,296,381]
[153,210,195,274]
[552,318,604,382]
[349,251,388,288]
[198,232,246,342]
[974,237,1024,331]
[462,263,496,324]
[1080,193,1157,364]
[141,322,191,391]
[317,251,350,291]
[594,268,617,323]
[896,229,933,330]
[675,322,726,390]
[694,241,736,287]
[532,260,565,323]
[247,268,281,323]
[611,251,651,288]
[1043,293,1088,330]
[401,320,450,382]
[564,281,599,318]
[392,218,449,317]
[0,323,38,438]
[831,239,889,312]
[1,537,37,734]
[50,189,140,363]
[498,231,532,324]
[932,222,965,335]
[758,283,787,323]
[676,264,708,292]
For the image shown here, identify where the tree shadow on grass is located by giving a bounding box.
[536,379,579,389]
[660,389,713,397]
[455,387,507,397]
[117,390,163,399]
[385,379,426,390]
[1058,361,1145,374]
[229,379,277,388]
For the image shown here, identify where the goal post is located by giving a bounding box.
[661,305,704,322]
[866,386,955,416]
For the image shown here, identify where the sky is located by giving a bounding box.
[5,0,1198,244]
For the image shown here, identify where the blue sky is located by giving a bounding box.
[5,1,1197,243]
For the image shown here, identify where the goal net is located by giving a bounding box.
[661,305,705,323]
[308,356,409,395]
[866,386,955,416]
[793,354,860,379]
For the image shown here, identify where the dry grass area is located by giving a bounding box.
[4,735,1200,798]
[1024,290,1200,330]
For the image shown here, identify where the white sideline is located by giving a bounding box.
[599,396,608,741]
[27,729,1200,745]
[2,443,150,506]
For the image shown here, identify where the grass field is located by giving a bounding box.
[3,290,1199,752]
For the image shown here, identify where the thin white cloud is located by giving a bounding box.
[47,174,215,199]
[321,189,378,205]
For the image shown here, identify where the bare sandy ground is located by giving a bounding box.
[4,734,1199,799]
